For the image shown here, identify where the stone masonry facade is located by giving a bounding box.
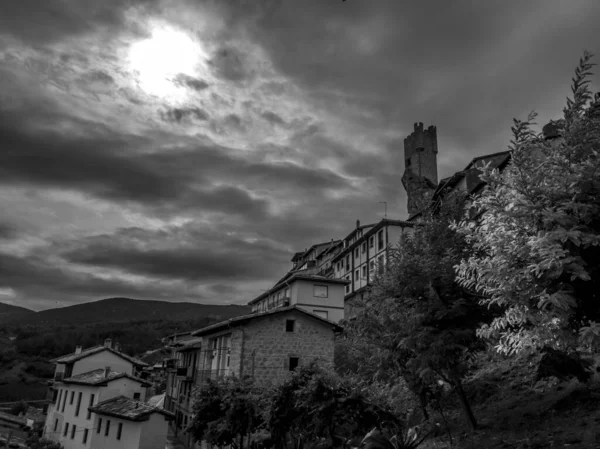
[402,122,438,216]
[237,310,336,385]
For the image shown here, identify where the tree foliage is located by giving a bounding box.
[343,195,485,430]
[268,363,400,449]
[453,52,600,355]
[190,376,266,449]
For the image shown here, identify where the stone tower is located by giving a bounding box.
[401,122,439,216]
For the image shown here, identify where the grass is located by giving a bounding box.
[415,352,600,449]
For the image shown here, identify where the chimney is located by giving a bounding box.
[114,342,121,352]
[104,338,112,349]
[75,346,82,355]
[356,220,360,229]
[104,366,111,378]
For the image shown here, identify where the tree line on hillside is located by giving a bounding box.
[187,53,600,449]
[10,317,216,360]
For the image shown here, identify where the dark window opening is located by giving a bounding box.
[75,392,82,416]
[63,423,69,437]
[117,423,123,440]
[406,158,411,167]
[71,424,76,439]
[83,428,89,444]
[97,418,102,434]
[133,392,141,400]
[69,391,74,405]
[53,419,58,432]
[285,320,295,332]
[289,357,299,371]
[87,394,95,419]
[105,419,110,436]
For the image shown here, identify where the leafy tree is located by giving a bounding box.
[344,194,486,430]
[453,52,600,355]
[268,362,400,448]
[25,435,64,449]
[190,376,266,449]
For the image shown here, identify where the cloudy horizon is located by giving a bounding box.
[1,0,599,311]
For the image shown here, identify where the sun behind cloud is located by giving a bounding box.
[128,24,206,100]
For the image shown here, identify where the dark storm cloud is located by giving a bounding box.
[0,222,19,240]
[0,0,161,44]
[60,225,290,282]
[160,107,210,123]
[0,251,187,306]
[261,110,286,126]
[173,74,210,91]
[209,47,251,82]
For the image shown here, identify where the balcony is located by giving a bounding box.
[175,366,195,380]
[195,369,229,384]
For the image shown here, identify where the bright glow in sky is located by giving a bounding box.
[128,25,203,99]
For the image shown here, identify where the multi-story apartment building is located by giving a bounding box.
[43,339,172,449]
[331,218,414,312]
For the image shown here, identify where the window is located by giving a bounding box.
[289,357,299,371]
[406,157,411,167]
[354,247,359,258]
[313,285,328,298]
[97,418,102,434]
[345,255,350,271]
[105,419,110,436]
[71,424,76,439]
[70,390,74,405]
[313,310,328,319]
[369,236,374,248]
[83,428,89,444]
[117,423,123,440]
[61,390,67,413]
[63,423,69,437]
[345,276,350,293]
[285,319,295,332]
[133,392,141,400]
[378,230,384,251]
[361,242,366,253]
[355,269,359,281]
[87,394,95,419]
[53,419,58,432]
[284,288,290,298]
[378,255,385,274]
[57,389,62,405]
[75,392,82,416]
[370,260,375,271]
[362,265,367,279]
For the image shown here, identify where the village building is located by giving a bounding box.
[42,339,172,449]
[87,396,173,449]
[248,273,348,323]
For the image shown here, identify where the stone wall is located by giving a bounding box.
[238,310,336,385]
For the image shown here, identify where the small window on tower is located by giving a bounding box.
[406,158,411,167]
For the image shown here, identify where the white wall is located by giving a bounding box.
[139,413,171,449]
[73,351,134,376]
[89,415,142,449]
[43,384,97,449]
[98,378,146,403]
[291,280,345,322]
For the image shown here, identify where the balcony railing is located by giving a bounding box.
[195,369,229,384]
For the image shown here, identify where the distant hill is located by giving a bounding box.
[5,297,250,327]
[0,302,34,322]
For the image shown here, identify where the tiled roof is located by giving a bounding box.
[89,396,174,422]
[50,345,148,367]
[191,305,343,337]
[63,368,152,387]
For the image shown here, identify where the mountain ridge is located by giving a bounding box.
[1,297,251,326]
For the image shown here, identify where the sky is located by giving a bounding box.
[0,0,599,311]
